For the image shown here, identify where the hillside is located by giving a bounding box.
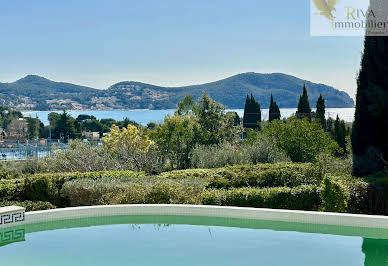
[0,73,354,110]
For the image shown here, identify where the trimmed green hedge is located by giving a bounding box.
[61,177,205,206]
[22,170,143,206]
[202,185,320,211]
[161,163,323,189]
[0,165,381,215]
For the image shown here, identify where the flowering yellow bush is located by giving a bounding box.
[103,125,153,154]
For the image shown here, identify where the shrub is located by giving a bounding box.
[205,163,322,189]
[103,125,164,174]
[202,185,320,211]
[262,118,341,162]
[0,200,55,211]
[190,137,290,169]
[190,142,247,169]
[22,170,144,206]
[319,176,350,212]
[0,179,24,201]
[345,179,369,214]
[61,177,205,206]
[315,152,353,176]
[159,163,322,189]
[242,138,290,164]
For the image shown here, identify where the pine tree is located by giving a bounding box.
[243,93,261,129]
[55,110,76,142]
[269,94,281,122]
[296,84,312,120]
[316,94,326,129]
[352,35,388,176]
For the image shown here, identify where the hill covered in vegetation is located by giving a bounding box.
[0,73,354,110]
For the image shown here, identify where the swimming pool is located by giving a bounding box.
[1,206,387,266]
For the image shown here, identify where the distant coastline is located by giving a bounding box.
[1,72,354,111]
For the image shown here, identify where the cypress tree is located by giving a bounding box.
[352,34,388,176]
[243,93,261,129]
[296,84,312,120]
[269,94,281,122]
[316,94,326,129]
[242,95,250,128]
[334,115,347,155]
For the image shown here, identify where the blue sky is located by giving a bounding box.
[0,0,363,98]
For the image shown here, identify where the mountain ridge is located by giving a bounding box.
[0,73,354,110]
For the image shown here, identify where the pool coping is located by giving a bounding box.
[0,206,25,227]
[8,205,388,229]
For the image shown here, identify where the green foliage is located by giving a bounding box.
[25,117,41,140]
[0,201,55,211]
[352,36,388,176]
[243,93,261,129]
[202,185,320,211]
[190,138,290,169]
[61,177,205,206]
[157,163,322,189]
[262,118,341,162]
[204,163,322,189]
[342,178,369,214]
[315,152,353,176]
[316,94,326,129]
[153,94,240,169]
[192,93,239,145]
[333,115,347,155]
[296,84,312,120]
[48,111,77,141]
[190,142,246,169]
[269,94,281,122]
[319,176,349,213]
[0,179,24,201]
[151,115,201,169]
[0,106,23,130]
[103,125,163,173]
[20,170,143,206]
[0,163,384,215]
[41,140,118,173]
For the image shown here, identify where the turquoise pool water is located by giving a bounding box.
[0,215,387,266]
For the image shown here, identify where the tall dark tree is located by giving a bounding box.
[334,115,347,155]
[352,34,388,176]
[296,84,312,121]
[243,93,261,129]
[326,117,334,135]
[316,94,326,129]
[269,94,281,122]
[54,111,76,142]
[25,117,41,140]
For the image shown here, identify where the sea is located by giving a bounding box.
[22,108,356,126]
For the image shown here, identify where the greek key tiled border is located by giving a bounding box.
[0,212,25,225]
[0,228,25,247]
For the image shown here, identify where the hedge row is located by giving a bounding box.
[202,185,320,211]
[0,170,143,207]
[0,165,379,214]
[0,163,322,206]
[161,163,323,189]
[61,178,205,206]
